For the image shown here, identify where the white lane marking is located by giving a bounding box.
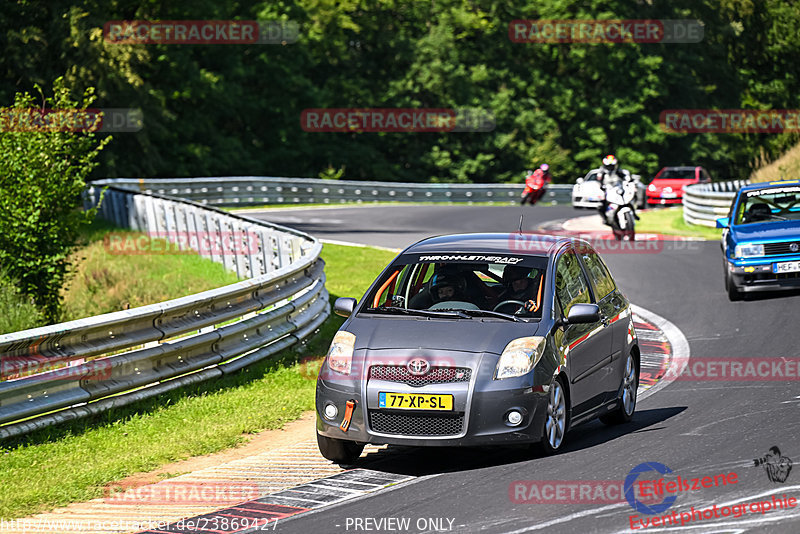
[632,304,691,402]
[497,503,630,532]
[275,473,442,526]
[256,215,343,224]
[320,238,402,252]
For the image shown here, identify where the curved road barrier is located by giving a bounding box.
[93,176,575,206]
[0,182,329,440]
[683,180,749,227]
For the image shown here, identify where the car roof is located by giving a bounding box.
[403,232,573,257]
[739,180,800,193]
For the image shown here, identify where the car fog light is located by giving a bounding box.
[507,410,523,426]
[324,402,338,420]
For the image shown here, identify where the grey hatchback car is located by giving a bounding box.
[316,233,639,463]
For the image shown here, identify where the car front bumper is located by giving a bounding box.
[572,196,602,208]
[646,194,683,205]
[315,362,550,447]
[726,259,800,292]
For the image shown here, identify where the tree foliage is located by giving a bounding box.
[0,78,109,320]
[1,0,799,185]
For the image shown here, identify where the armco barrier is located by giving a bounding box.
[0,182,329,440]
[93,176,575,206]
[683,180,750,227]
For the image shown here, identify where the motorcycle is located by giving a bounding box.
[602,180,637,240]
[520,171,547,205]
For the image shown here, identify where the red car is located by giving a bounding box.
[646,166,712,205]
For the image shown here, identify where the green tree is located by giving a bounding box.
[0,78,110,320]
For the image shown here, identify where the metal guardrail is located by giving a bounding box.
[0,182,329,439]
[683,180,750,227]
[93,177,575,206]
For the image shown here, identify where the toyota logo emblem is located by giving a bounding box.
[407,358,430,376]
[791,243,800,253]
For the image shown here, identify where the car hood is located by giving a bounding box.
[347,315,544,354]
[730,221,800,243]
[650,179,694,190]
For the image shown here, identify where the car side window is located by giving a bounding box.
[555,249,592,316]
[577,249,616,301]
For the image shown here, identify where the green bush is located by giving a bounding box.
[0,78,110,321]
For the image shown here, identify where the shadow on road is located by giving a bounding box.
[351,406,686,476]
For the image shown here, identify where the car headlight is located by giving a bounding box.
[734,243,764,258]
[326,331,355,375]
[495,336,546,380]
[648,184,656,192]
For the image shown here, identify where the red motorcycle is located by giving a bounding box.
[520,170,547,205]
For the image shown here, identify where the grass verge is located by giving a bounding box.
[61,220,240,320]
[0,242,396,520]
[750,141,800,183]
[0,270,44,335]
[638,207,722,240]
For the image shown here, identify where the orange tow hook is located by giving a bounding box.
[340,399,357,432]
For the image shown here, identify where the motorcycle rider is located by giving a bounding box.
[521,164,552,205]
[597,154,639,224]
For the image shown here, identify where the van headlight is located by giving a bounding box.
[326,331,355,375]
[495,337,546,379]
[734,243,764,258]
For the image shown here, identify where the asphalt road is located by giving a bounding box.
[252,204,800,533]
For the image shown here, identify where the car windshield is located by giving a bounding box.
[733,186,800,225]
[362,255,549,320]
[657,169,695,180]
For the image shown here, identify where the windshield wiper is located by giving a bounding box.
[456,309,524,322]
[365,306,472,319]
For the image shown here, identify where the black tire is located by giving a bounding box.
[538,376,569,455]
[624,211,636,240]
[600,352,639,425]
[317,433,365,464]
[727,272,743,301]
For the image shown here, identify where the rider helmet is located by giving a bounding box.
[602,154,618,173]
[540,163,550,172]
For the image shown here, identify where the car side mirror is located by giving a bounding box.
[715,217,730,229]
[334,297,357,318]
[566,303,601,325]
[576,178,584,184]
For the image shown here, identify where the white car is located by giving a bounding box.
[571,169,647,210]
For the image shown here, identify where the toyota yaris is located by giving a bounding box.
[315,233,640,463]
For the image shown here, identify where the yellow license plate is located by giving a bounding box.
[378,392,453,411]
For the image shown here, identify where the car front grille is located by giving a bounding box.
[763,241,800,256]
[368,411,464,436]
[368,365,471,387]
[744,271,800,284]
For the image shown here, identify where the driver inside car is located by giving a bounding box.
[498,265,540,313]
[429,273,469,305]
